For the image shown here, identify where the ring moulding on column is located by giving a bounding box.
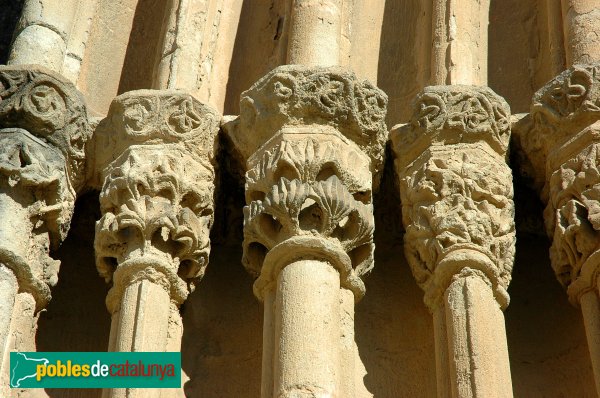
[93,90,220,321]
[0,65,92,311]
[225,64,388,301]
[517,63,600,394]
[392,85,515,311]
[224,64,387,398]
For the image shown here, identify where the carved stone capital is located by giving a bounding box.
[0,65,91,310]
[520,63,600,302]
[93,90,219,312]
[392,85,515,310]
[226,65,388,301]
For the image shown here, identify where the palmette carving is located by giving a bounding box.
[546,141,600,299]
[393,86,515,310]
[518,63,600,300]
[231,65,388,184]
[93,91,219,311]
[228,65,388,301]
[0,66,91,310]
[244,174,375,299]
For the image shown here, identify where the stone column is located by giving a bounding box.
[225,65,387,398]
[0,66,91,396]
[392,86,515,398]
[519,63,600,395]
[286,0,342,66]
[561,0,600,66]
[8,0,77,73]
[154,0,223,94]
[431,0,490,86]
[93,91,219,398]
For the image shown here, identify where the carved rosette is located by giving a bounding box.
[93,90,219,312]
[0,65,91,310]
[227,65,388,301]
[521,63,600,302]
[392,85,515,310]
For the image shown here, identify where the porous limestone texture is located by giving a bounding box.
[518,63,600,396]
[0,65,91,398]
[92,90,220,398]
[226,64,388,398]
[3,1,600,398]
[392,85,515,398]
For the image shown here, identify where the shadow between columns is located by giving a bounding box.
[36,192,110,398]
[181,133,263,397]
[0,0,24,64]
[505,168,598,397]
[355,148,437,398]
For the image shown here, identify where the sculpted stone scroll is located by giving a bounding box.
[0,65,91,397]
[519,64,600,297]
[394,85,515,309]
[392,85,515,398]
[0,65,91,309]
[233,66,387,295]
[519,63,600,393]
[93,90,219,398]
[94,90,219,316]
[226,65,387,398]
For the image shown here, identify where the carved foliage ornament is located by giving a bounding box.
[233,66,387,301]
[395,85,511,168]
[93,91,219,308]
[0,66,91,310]
[243,168,375,299]
[242,133,376,299]
[0,66,91,193]
[521,63,600,298]
[393,85,515,309]
[236,65,388,180]
[546,138,600,296]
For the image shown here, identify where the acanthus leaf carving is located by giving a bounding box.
[0,65,91,311]
[228,65,388,301]
[519,63,600,300]
[93,91,219,311]
[392,85,515,310]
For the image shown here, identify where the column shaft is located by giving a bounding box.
[0,192,38,393]
[232,65,387,398]
[339,288,356,398]
[8,0,80,73]
[286,0,342,66]
[580,289,600,395]
[431,0,490,85]
[103,280,171,398]
[562,0,600,65]
[433,305,452,398]
[261,289,276,398]
[393,85,515,398]
[111,280,171,352]
[524,65,600,398]
[94,91,218,398]
[445,274,513,398]
[273,260,341,397]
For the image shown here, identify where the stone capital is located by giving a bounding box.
[519,63,600,302]
[226,65,388,301]
[392,85,515,310]
[93,90,219,312]
[0,65,91,310]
